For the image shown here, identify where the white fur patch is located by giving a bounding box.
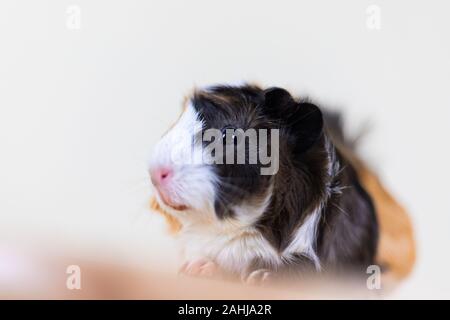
[282,205,323,270]
[179,223,282,275]
[149,103,217,222]
[231,185,273,226]
[177,187,278,275]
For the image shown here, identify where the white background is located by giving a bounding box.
[1,0,449,298]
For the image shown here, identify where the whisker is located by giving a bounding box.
[332,203,350,218]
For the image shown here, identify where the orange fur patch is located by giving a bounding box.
[149,196,182,234]
[333,140,416,286]
[357,166,416,285]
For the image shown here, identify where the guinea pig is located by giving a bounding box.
[148,84,413,285]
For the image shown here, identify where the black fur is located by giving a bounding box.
[191,84,378,277]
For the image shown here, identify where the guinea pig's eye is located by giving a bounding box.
[222,126,237,145]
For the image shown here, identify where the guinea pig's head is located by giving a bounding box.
[149,85,323,227]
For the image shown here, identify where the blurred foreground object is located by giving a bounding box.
[0,245,380,299]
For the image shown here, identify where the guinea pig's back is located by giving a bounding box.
[357,164,416,289]
[323,110,416,289]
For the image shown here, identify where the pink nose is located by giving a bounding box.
[150,167,173,186]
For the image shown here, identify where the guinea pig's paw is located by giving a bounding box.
[243,269,272,286]
[179,259,219,278]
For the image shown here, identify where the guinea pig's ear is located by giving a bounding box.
[290,102,324,154]
[263,87,323,153]
[263,87,296,112]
